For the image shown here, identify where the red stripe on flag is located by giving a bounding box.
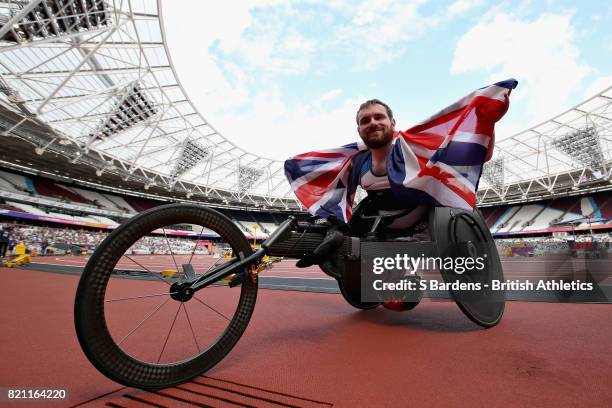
[399,131,445,150]
[294,151,346,159]
[294,160,348,207]
[419,165,476,207]
[406,106,464,134]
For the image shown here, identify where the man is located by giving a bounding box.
[356,99,395,181]
[358,97,497,185]
[286,79,516,223]
[354,99,429,233]
[0,225,10,260]
[285,79,517,309]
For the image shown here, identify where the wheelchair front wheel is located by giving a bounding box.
[74,204,257,389]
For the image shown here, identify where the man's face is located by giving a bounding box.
[357,104,395,149]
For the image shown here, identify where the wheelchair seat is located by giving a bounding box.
[348,191,430,239]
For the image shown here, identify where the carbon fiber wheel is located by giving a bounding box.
[74,204,256,389]
[338,260,381,310]
[430,207,505,328]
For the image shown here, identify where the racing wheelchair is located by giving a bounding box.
[74,200,504,389]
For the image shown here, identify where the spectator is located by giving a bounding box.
[0,225,10,259]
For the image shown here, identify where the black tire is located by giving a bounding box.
[430,207,505,328]
[338,281,381,310]
[338,260,381,310]
[74,204,256,389]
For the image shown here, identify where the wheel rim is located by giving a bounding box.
[103,234,244,365]
[432,208,504,327]
[75,204,257,388]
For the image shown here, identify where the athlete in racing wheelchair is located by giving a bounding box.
[74,80,515,389]
[281,81,515,316]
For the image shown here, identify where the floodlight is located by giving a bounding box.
[551,127,604,171]
[482,158,504,193]
[1,0,111,43]
[90,84,158,141]
[170,139,209,179]
[237,165,263,193]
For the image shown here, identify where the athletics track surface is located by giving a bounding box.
[1,256,611,407]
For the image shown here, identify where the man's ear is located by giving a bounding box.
[391,118,396,129]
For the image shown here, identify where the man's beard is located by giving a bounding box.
[361,128,393,149]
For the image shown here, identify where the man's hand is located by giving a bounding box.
[296,216,347,268]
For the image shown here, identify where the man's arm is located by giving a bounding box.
[482,88,512,163]
[485,133,494,162]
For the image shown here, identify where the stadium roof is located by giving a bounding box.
[0,0,610,209]
[479,86,612,205]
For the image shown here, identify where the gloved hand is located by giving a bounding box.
[296,215,347,268]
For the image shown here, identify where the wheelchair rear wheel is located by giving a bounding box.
[430,207,505,328]
[337,260,381,310]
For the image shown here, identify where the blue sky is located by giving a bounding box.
[163,0,612,160]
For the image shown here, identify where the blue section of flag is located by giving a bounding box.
[431,141,487,166]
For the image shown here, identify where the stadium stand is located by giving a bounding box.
[0,170,32,194]
[0,222,218,256]
[7,201,48,215]
[491,206,521,233]
[526,204,563,231]
[254,212,277,233]
[31,177,90,204]
[102,194,136,213]
[484,190,612,235]
[0,203,22,212]
[1,219,608,260]
[123,196,162,212]
[68,187,126,212]
[0,175,21,194]
[1,167,609,251]
[88,215,120,226]
[225,209,255,234]
[0,170,31,192]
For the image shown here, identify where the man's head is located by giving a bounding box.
[356,99,396,149]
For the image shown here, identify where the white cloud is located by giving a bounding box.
[162,2,256,113]
[227,20,316,75]
[448,0,485,16]
[213,91,366,159]
[319,89,343,102]
[452,12,592,123]
[583,76,612,99]
[334,1,437,71]
[352,0,395,25]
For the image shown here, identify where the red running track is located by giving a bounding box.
[1,265,612,407]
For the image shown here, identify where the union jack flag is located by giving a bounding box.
[284,79,518,223]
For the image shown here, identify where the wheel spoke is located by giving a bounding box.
[162,228,180,276]
[123,254,171,286]
[157,303,182,364]
[182,303,201,353]
[105,292,177,303]
[192,295,231,321]
[118,297,171,346]
[186,225,205,275]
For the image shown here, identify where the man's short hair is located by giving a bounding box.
[356,99,393,124]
